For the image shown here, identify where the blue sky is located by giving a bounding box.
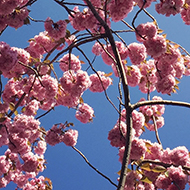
[1,0,190,189]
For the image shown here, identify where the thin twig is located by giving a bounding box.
[72,146,117,187]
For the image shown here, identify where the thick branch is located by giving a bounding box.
[132,100,190,110]
[83,1,132,190]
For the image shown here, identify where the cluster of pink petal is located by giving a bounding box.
[120,109,144,137]
[128,42,147,65]
[143,34,167,58]
[2,78,25,105]
[69,7,99,31]
[22,99,40,116]
[101,41,128,65]
[62,129,78,146]
[107,0,134,22]
[60,70,91,98]
[45,124,78,147]
[126,65,142,87]
[135,0,155,8]
[89,71,112,92]
[34,140,47,155]
[44,17,67,40]
[92,42,103,56]
[59,53,81,72]
[0,0,29,31]
[0,42,18,76]
[181,5,190,25]
[136,22,157,42]
[23,176,46,190]
[75,103,94,123]
[155,0,185,17]
[108,121,127,148]
[138,59,158,93]
[8,114,41,143]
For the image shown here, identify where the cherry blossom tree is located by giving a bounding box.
[0,0,190,189]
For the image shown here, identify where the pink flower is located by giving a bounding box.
[92,42,103,56]
[89,71,112,92]
[5,7,29,29]
[126,65,142,87]
[170,146,189,166]
[155,174,171,189]
[156,74,176,94]
[155,0,185,17]
[0,41,18,76]
[136,22,157,42]
[62,129,78,146]
[60,70,91,97]
[75,103,94,123]
[130,138,147,160]
[44,17,67,40]
[128,42,147,65]
[181,6,190,25]
[108,0,134,22]
[59,53,81,72]
[108,121,127,148]
[143,35,167,58]
[45,125,62,146]
[167,166,187,189]
[22,152,38,172]
[101,41,128,65]
[34,141,47,155]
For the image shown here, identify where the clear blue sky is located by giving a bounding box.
[1,0,190,189]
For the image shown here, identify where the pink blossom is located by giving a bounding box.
[155,174,171,189]
[62,129,78,146]
[167,166,187,189]
[130,138,147,160]
[101,41,128,65]
[89,71,112,92]
[92,42,103,56]
[170,146,189,166]
[0,0,19,15]
[132,110,145,137]
[143,35,167,58]
[126,65,142,87]
[8,134,31,155]
[108,0,134,22]
[156,74,176,94]
[59,53,81,72]
[155,0,185,17]
[5,7,29,29]
[138,59,158,93]
[108,121,127,148]
[44,17,67,40]
[181,6,190,25]
[9,114,40,142]
[22,99,40,116]
[45,125,62,146]
[136,22,157,42]
[161,148,172,164]
[0,41,18,76]
[4,47,30,78]
[0,126,9,147]
[184,55,190,75]
[128,42,147,65]
[56,90,80,108]
[144,141,163,160]
[0,177,8,188]
[34,141,47,155]
[60,70,91,97]
[22,152,38,172]
[75,103,94,123]
[70,7,97,31]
